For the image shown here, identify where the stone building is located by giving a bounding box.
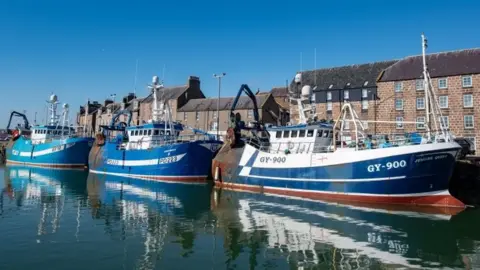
[270,86,290,126]
[176,93,280,138]
[376,48,480,150]
[289,60,398,128]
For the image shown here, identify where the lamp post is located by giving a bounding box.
[213,73,226,139]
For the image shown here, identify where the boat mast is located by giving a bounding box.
[47,94,60,126]
[421,33,432,141]
[149,76,164,123]
[83,99,88,136]
[61,103,70,135]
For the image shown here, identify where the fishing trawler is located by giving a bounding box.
[212,34,465,208]
[5,94,94,168]
[88,75,223,184]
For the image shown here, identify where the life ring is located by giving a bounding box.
[287,141,295,150]
[95,133,105,146]
[11,129,20,141]
[226,128,236,147]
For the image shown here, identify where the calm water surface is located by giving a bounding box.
[1,165,479,270]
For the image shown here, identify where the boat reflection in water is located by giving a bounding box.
[86,173,212,269]
[211,188,480,269]
[1,166,88,236]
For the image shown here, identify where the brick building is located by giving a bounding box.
[270,86,290,125]
[289,60,397,128]
[376,48,480,151]
[176,93,280,138]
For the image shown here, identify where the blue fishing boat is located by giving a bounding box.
[88,76,223,184]
[212,34,465,208]
[5,94,94,168]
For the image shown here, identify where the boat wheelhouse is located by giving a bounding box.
[212,34,465,208]
[6,94,94,168]
[88,76,223,184]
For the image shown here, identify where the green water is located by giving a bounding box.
[1,165,479,270]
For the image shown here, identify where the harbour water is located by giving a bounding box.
[1,165,479,270]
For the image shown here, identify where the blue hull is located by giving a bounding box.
[212,143,465,207]
[6,136,94,168]
[88,140,223,184]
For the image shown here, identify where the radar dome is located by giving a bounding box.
[301,85,312,97]
[49,94,58,103]
[152,76,159,84]
[63,103,69,109]
[294,73,302,84]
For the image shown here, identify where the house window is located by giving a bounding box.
[416,79,424,91]
[362,100,368,110]
[362,89,368,98]
[462,76,473,88]
[394,82,403,92]
[247,110,253,118]
[344,90,349,100]
[438,78,448,89]
[362,121,369,129]
[196,111,200,121]
[184,112,188,121]
[327,102,332,111]
[463,94,473,108]
[327,92,332,101]
[439,96,448,108]
[395,99,403,110]
[211,121,218,131]
[440,116,449,129]
[416,117,425,129]
[416,97,425,110]
[396,117,404,129]
[464,115,474,129]
[344,120,350,130]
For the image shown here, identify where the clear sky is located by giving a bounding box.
[1,0,479,127]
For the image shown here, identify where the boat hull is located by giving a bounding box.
[88,140,223,184]
[5,136,94,168]
[212,142,465,208]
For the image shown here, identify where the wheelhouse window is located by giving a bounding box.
[316,129,323,137]
[154,129,159,135]
[307,130,314,137]
[291,130,298,138]
[299,130,306,137]
[275,131,281,138]
[147,129,152,136]
[282,130,290,138]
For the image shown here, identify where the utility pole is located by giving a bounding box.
[213,73,226,139]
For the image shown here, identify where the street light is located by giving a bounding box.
[213,73,226,139]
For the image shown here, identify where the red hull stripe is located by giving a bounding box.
[89,170,208,184]
[6,160,87,169]
[214,181,465,208]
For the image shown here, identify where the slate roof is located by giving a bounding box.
[141,85,188,103]
[271,86,288,97]
[177,94,270,112]
[379,48,480,82]
[290,60,398,92]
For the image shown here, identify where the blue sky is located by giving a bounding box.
[1,0,479,127]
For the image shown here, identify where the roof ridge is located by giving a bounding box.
[299,59,399,73]
[405,47,480,58]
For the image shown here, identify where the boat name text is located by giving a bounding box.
[367,160,407,172]
[259,156,287,164]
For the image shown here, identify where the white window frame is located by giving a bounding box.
[438,78,448,89]
[464,115,474,129]
[463,94,473,108]
[344,120,350,130]
[395,99,404,111]
[396,117,404,129]
[362,100,368,110]
[440,116,449,129]
[362,89,368,98]
[327,102,332,111]
[416,116,426,129]
[344,90,349,100]
[394,82,403,92]
[416,79,424,91]
[196,111,200,121]
[311,93,316,102]
[362,120,369,129]
[439,96,448,109]
[184,112,188,121]
[462,75,473,88]
[327,91,332,101]
[416,97,425,110]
